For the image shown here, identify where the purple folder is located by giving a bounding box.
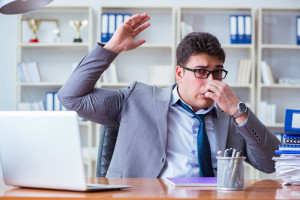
[163,177,217,187]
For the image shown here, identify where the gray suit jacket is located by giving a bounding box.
[58,44,280,178]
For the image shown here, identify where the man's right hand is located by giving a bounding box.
[104,13,150,54]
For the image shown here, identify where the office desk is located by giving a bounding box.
[0,177,300,200]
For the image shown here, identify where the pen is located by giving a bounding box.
[229,151,241,187]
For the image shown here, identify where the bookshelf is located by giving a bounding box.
[257,8,300,130]
[177,7,256,111]
[98,6,176,88]
[16,6,98,177]
[256,7,300,180]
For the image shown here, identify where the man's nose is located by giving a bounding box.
[207,72,214,81]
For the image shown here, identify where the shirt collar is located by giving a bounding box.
[171,84,219,118]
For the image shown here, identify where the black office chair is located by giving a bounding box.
[96,125,118,177]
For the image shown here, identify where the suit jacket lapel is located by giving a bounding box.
[153,84,175,154]
[213,107,230,154]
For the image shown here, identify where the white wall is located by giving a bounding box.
[1,0,300,110]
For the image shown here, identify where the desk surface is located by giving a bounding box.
[0,177,300,200]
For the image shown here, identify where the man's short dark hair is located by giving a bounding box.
[176,32,226,66]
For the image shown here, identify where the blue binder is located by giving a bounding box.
[284,109,300,135]
[297,16,300,45]
[229,15,238,44]
[275,144,300,154]
[244,15,252,44]
[101,13,131,43]
[237,15,245,43]
[101,13,109,43]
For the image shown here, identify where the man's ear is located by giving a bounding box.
[175,66,183,83]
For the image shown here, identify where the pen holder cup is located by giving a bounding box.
[217,156,245,190]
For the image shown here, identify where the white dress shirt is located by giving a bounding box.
[159,85,219,178]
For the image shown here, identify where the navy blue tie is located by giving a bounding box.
[177,100,214,177]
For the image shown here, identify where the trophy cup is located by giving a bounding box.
[69,20,88,42]
[27,19,42,43]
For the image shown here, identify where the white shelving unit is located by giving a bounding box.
[256,7,300,180]
[257,8,300,129]
[177,7,256,111]
[178,7,257,180]
[16,6,98,177]
[98,6,176,88]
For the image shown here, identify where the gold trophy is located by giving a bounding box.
[69,20,88,42]
[22,18,60,43]
[26,19,42,43]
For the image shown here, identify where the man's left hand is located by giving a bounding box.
[204,80,248,124]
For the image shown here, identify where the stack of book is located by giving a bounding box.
[273,109,300,185]
[236,59,251,84]
[18,61,42,82]
[260,61,274,85]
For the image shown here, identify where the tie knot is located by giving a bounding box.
[177,100,205,122]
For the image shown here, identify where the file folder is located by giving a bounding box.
[101,13,109,43]
[116,14,123,30]
[284,109,300,134]
[46,92,55,111]
[244,15,251,44]
[229,15,238,44]
[237,15,245,43]
[108,13,116,41]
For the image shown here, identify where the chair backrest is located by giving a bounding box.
[96,125,119,177]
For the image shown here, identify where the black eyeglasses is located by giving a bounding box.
[180,66,228,80]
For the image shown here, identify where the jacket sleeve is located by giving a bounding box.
[236,109,280,173]
[57,44,135,126]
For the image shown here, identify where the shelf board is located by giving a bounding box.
[261,83,300,88]
[99,82,172,88]
[222,44,253,49]
[261,44,300,50]
[19,43,90,48]
[18,82,64,87]
[139,43,173,48]
[228,83,252,88]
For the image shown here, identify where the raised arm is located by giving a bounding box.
[57,13,150,125]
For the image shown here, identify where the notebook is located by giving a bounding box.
[0,111,131,192]
[163,177,217,187]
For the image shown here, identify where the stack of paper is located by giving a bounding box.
[273,109,300,185]
[273,155,300,185]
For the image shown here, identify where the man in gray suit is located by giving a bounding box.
[58,13,280,178]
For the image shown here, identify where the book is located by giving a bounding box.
[261,61,271,84]
[163,177,217,187]
[244,59,251,84]
[266,64,274,84]
[180,21,193,40]
[236,59,245,84]
[18,62,42,82]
